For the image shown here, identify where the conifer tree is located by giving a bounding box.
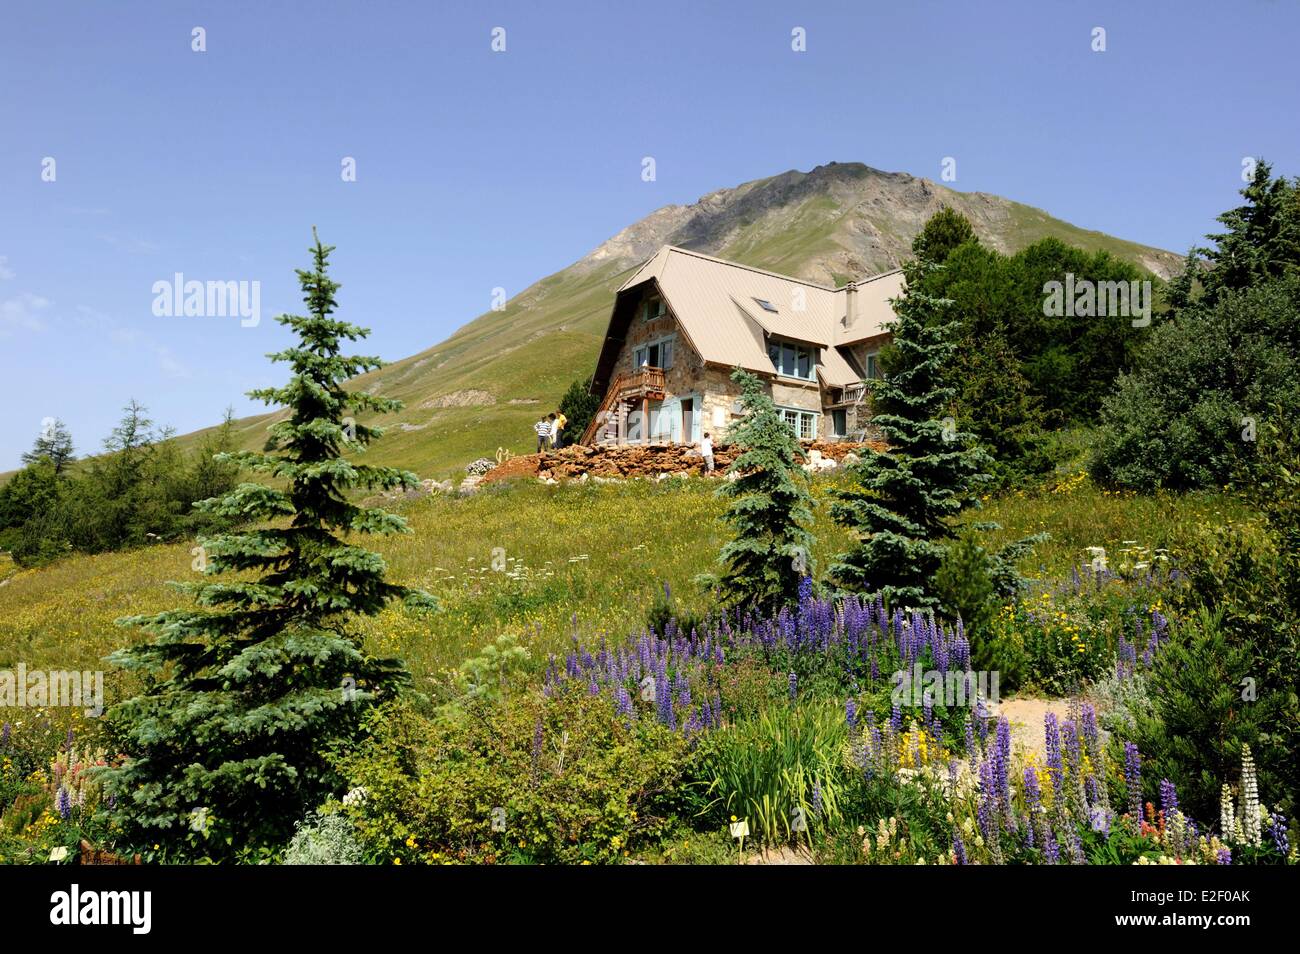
[830,259,992,607]
[713,368,815,610]
[1200,159,1300,301]
[101,229,436,858]
[21,417,75,474]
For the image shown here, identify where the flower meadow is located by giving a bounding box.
[0,476,1295,865]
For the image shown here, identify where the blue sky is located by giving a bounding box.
[1,0,1296,469]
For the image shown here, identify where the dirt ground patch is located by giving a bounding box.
[994,697,1094,760]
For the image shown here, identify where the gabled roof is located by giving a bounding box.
[592,245,901,395]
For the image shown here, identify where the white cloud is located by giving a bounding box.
[0,292,50,334]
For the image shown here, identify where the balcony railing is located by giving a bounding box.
[827,382,868,407]
[620,366,665,399]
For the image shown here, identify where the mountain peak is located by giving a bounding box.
[579,161,1178,286]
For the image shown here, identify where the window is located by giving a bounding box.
[642,297,666,321]
[777,407,818,440]
[831,408,847,438]
[753,297,778,313]
[864,350,881,380]
[633,335,674,370]
[768,337,817,380]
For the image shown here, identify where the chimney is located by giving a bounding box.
[844,281,858,330]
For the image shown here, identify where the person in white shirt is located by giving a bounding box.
[700,432,715,474]
[534,416,552,452]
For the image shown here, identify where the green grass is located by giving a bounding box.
[0,471,1249,721]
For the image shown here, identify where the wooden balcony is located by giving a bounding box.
[618,366,666,400]
[826,382,867,407]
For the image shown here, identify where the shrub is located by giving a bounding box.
[337,690,691,865]
[282,812,366,865]
[986,593,1113,695]
[1117,609,1283,822]
[1091,276,1300,490]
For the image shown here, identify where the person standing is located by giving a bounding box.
[534,416,552,453]
[700,431,715,474]
[551,410,567,449]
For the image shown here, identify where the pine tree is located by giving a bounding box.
[713,368,815,610]
[1165,248,1201,315]
[558,378,600,446]
[21,418,76,474]
[101,229,436,858]
[830,259,992,608]
[1200,159,1300,301]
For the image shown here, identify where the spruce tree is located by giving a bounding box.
[21,417,75,474]
[830,259,992,608]
[1200,159,1300,301]
[713,368,815,610]
[558,378,600,446]
[101,229,436,858]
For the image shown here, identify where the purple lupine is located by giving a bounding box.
[1268,813,1290,856]
[1044,713,1062,797]
[1062,720,1081,787]
[1216,847,1232,865]
[1043,827,1060,864]
[964,716,978,775]
[56,785,72,821]
[0,722,9,747]
[993,718,1012,811]
[1123,742,1142,818]
[975,700,991,743]
[788,671,798,701]
[1089,805,1111,836]
[1023,765,1042,814]
[890,705,902,735]
[811,780,823,817]
[977,759,998,841]
[1080,703,1100,758]
[845,698,857,734]
[952,832,967,865]
[656,671,675,730]
[1159,778,1179,816]
[615,686,633,724]
[1068,828,1084,865]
